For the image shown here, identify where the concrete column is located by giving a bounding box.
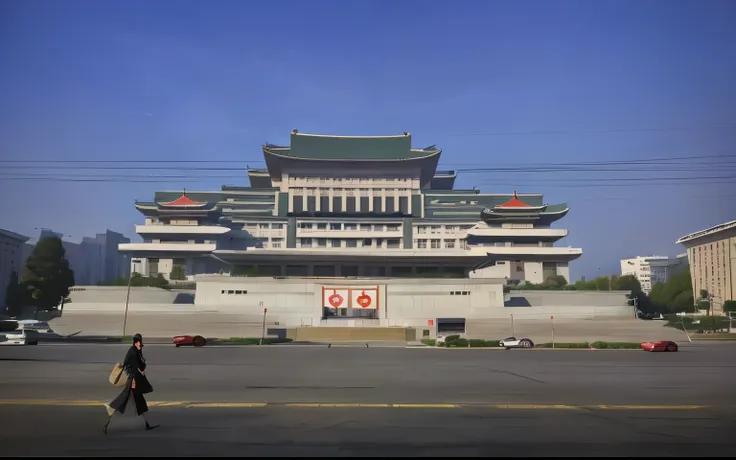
[288,192,294,213]
[407,192,412,214]
[315,188,321,212]
[329,188,334,212]
[341,189,347,212]
[381,189,387,212]
[368,190,374,211]
[356,191,361,212]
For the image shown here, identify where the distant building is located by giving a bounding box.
[620,254,689,294]
[0,228,30,308]
[31,229,131,285]
[677,219,736,312]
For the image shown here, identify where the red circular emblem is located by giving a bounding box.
[328,290,344,308]
[356,291,372,308]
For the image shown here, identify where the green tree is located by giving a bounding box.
[724,300,736,313]
[543,274,568,289]
[615,275,642,295]
[170,264,186,281]
[3,271,25,317]
[21,237,75,310]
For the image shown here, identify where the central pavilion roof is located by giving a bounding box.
[261,130,442,185]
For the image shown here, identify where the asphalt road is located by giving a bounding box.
[1,343,735,456]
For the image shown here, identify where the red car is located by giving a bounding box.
[173,335,207,347]
[640,340,678,352]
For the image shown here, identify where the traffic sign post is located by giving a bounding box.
[510,314,515,336]
[551,315,555,349]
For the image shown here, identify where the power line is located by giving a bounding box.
[449,124,736,137]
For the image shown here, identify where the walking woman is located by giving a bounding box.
[104,333,158,434]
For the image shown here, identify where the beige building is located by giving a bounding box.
[676,219,736,313]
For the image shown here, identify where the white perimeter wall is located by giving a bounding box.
[48,280,636,338]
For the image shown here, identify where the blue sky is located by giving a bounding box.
[1,0,734,280]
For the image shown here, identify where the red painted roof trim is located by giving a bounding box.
[496,191,531,208]
[159,192,207,207]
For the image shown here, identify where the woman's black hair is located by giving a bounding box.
[133,333,143,344]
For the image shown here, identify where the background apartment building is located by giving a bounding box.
[677,219,736,313]
[620,254,689,294]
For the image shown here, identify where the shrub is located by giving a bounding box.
[590,341,641,349]
[468,339,501,348]
[421,339,436,347]
[443,335,461,343]
[450,338,469,347]
[538,342,590,348]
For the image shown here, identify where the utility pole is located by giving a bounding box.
[122,259,141,339]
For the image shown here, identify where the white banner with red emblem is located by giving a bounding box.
[322,287,378,310]
[323,289,349,309]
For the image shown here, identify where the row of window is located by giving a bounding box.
[298,222,401,232]
[290,177,413,185]
[291,195,410,214]
[299,238,403,249]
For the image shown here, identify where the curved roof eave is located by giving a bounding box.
[262,146,442,162]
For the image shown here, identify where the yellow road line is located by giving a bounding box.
[186,402,267,408]
[0,400,718,410]
[391,404,458,408]
[592,405,708,410]
[493,404,581,410]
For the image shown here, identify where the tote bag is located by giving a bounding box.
[109,363,127,387]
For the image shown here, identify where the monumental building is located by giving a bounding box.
[119,131,582,285]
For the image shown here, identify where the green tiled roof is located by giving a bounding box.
[263,132,440,161]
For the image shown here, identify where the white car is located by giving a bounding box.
[499,336,534,349]
[0,328,28,346]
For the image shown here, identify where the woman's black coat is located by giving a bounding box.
[109,345,153,413]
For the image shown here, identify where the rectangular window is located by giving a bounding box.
[345,223,357,231]
[331,239,341,248]
[307,196,316,212]
[445,239,455,249]
[387,239,401,249]
[399,196,409,214]
[300,238,312,248]
[346,196,357,213]
[346,239,358,248]
[320,196,330,211]
[332,196,343,212]
[293,196,304,213]
[385,197,395,213]
[372,196,382,212]
[363,239,372,247]
[360,196,370,211]
[317,238,327,247]
[417,239,427,249]
[431,239,441,249]
[386,224,400,232]
[330,223,341,231]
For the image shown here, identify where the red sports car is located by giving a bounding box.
[173,335,207,347]
[640,340,678,352]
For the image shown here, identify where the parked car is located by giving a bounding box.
[0,327,36,346]
[499,337,534,349]
[640,341,678,352]
[173,335,207,347]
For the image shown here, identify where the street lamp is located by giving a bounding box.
[122,259,141,339]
